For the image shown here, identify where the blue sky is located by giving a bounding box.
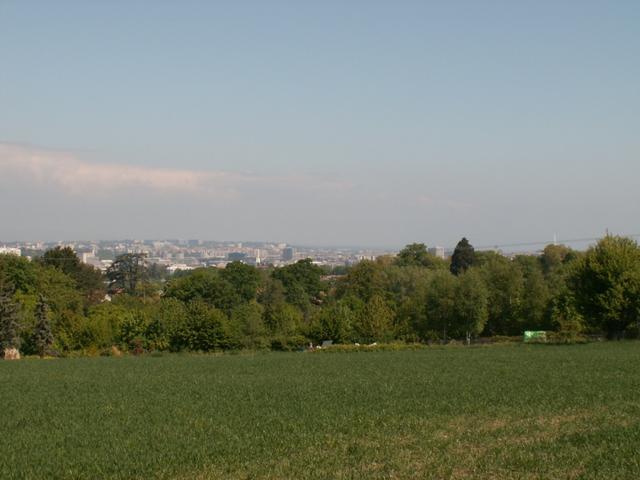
[1,1,638,247]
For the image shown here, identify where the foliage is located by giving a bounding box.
[550,292,586,343]
[265,302,303,337]
[33,295,54,357]
[228,301,268,349]
[82,303,133,350]
[450,237,475,275]
[454,269,489,343]
[425,270,457,340]
[0,254,38,294]
[311,300,354,344]
[4,234,640,353]
[353,295,394,343]
[336,259,388,303]
[515,255,552,331]
[39,246,105,303]
[541,244,572,274]
[480,254,524,335]
[0,279,21,351]
[395,243,447,269]
[221,262,261,302]
[178,300,230,351]
[163,268,241,313]
[569,236,640,338]
[106,253,148,294]
[272,259,323,311]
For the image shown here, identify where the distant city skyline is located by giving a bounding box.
[1,2,638,246]
[3,233,639,254]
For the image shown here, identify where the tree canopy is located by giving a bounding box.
[450,237,476,275]
[2,234,639,355]
[570,236,640,338]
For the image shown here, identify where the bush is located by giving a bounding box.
[546,331,587,344]
[270,335,308,351]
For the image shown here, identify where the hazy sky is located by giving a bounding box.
[1,1,638,247]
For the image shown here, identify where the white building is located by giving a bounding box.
[0,247,21,256]
[428,246,445,259]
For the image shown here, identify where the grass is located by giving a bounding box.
[1,342,640,479]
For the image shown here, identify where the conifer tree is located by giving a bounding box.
[450,237,476,276]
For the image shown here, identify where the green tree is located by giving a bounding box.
[0,254,38,294]
[569,236,640,339]
[540,244,571,274]
[450,237,475,276]
[312,300,354,344]
[0,280,21,352]
[163,268,240,313]
[119,309,152,352]
[146,298,189,351]
[337,260,388,303]
[82,302,132,350]
[454,270,489,344]
[515,255,552,331]
[33,295,54,357]
[385,266,432,340]
[34,266,86,351]
[550,290,585,342]
[221,262,261,303]
[395,243,447,269]
[181,300,230,351]
[272,259,323,310]
[266,303,303,336]
[39,246,81,272]
[39,247,105,303]
[353,295,394,343]
[480,256,524,335]
[425,270,457,341]
[107,253,148,294]
[229,301,268,349]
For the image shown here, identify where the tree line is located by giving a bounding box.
[1,235,640,356]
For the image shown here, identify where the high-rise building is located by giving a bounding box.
[428,246,445,259]
[282,246,294,261]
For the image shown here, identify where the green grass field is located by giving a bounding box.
[2,343,640,479]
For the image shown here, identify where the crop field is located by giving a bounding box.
[1,343,640,479]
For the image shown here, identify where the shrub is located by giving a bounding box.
[271,335,307,351]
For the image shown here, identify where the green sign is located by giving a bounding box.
[524,331,547,343]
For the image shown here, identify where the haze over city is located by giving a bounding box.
[1,1,638,247]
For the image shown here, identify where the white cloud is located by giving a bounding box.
[0,143,352,197]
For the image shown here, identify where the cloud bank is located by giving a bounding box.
[0,142,479,246]
[0,143,350,198]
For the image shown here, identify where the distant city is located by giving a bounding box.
[0,240,405,273]
[0,238,565,273]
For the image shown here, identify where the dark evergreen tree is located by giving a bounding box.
[450,237,476,276]
[0,281,21,352]
[33,294,54,357]
[106,253,148,294]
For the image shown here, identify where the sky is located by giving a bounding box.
[1,1,639,248]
